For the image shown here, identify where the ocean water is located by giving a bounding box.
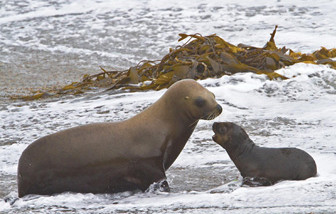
[1,0,335,97]
[1,0,336,213]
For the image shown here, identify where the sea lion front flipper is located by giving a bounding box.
[126,158,168,192]
[242,176,274,187]
[146,179,170,193]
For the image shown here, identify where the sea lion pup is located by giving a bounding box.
[212,122,317,186]
[18,79,222,197]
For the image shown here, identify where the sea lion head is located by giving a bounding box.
[166,79,222,121]
[212,122,249,148]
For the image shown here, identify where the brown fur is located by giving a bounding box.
[17,79,222,197]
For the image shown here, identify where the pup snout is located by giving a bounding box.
[212,122,219,131]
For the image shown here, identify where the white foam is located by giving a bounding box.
[1,0,336,213]
[2,64,336,213]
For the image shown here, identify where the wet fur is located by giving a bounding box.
[212,122,317,185]
[18,79,222,197]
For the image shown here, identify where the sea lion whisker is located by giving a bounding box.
[205,112,212,120]
[189,120,198,128]
[208,111,216,120]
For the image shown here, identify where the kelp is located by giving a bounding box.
[18,26,336,100]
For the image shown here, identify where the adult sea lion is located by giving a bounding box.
[212,122,317,186]
[17,79,222,197]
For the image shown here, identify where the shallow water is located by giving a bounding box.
[1,0,336,213]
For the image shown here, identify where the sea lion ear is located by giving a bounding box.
[184,96,190,100]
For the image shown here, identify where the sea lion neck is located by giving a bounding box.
[123,90,199,144]
[123,88,199,171]
[226,137,255,162]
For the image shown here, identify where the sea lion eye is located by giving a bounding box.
[194,97,206,108]
[218,126,227,134]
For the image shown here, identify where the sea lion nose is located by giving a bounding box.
[216,104,222,114]
[212,122,219,130]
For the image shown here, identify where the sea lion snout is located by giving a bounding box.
[216,104,222,114]
[212,122,229,134]
[200,102,222,120]
[212,122,219,142]
[212,122,231,143]
[212,122,220,133]
[209,104,223,120]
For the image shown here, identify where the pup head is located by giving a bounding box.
[212,122,249,149]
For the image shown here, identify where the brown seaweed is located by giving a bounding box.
[17,26,336,101]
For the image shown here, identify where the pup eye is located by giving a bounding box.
[219,126,227,134]
[194,97,206,108]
